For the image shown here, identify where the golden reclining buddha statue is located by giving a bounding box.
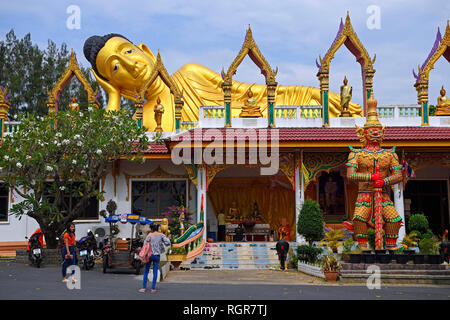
[84,34,362,132]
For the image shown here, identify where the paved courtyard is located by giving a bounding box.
[0,261,449,301]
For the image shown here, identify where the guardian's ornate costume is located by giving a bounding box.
[346,92,403,249]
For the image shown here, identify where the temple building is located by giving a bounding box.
[0,15,449,263]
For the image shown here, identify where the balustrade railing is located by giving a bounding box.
[180,121,198,131]
[274,105,322,119]
[202,106,225,119]
[4,121,20,134]
[377,105,421,118]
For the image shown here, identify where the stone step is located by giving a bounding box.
[180,242,296,270]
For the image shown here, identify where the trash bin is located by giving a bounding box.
[207,232,216,242]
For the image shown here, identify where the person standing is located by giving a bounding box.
[139,223,171,293]
[276,232,290,271]
[62,223,77,283]
[217,209,226,242]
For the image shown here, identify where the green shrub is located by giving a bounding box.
[297,244,322,263]
[408,214,429,234]
[342,238,354,253]
[367,229,376,250]
[419,237,439,255]
[297,199,324,245]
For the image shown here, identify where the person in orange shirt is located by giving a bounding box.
[61,223,76,283]
[26,228,44,251]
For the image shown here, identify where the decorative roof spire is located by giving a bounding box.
[363,91,382,128]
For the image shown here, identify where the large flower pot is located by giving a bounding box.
[413,254,425,264]
[323,271,339,282]
[427,254,442,265]
[362,253,376,264]
[349,254,362,264]
[167,254,186,270]
[395,254,409,264]
[376,253,392,264]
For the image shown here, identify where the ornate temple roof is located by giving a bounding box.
[169,127,450,144]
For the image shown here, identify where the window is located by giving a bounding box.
[43,182,99,220]
[0,183,9,222]
[132,180,186,218]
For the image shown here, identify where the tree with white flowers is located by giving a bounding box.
[0,108,149,248]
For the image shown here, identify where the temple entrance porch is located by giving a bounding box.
[204,166,296,242]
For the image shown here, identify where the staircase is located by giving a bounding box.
[181,242,297,270]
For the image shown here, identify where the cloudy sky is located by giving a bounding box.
[1,0,449,106]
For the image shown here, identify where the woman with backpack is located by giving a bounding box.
[139,223,171,293]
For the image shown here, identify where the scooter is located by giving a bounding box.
[27,231,43,268]
[77,230,97,270]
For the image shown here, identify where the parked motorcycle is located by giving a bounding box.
[27,229,43,268]
[130,237,144,274]
[77,230,97,270]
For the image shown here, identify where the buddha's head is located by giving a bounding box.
[84,34,155,99]
[441,85,446,97]
[343,76,348,86]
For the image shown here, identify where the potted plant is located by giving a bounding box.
[349,245,362,264]
[394,249,409,264]
[167,246,187,269]
[362,229,376,264]
[297,199,324,246]
[401,232,419,256]
[321,254,342,282]
[341,237,354,262]
[419,237,442,264]
[319,229,346,255]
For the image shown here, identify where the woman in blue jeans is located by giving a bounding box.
[139,223,171,293]
[61,223,77,283]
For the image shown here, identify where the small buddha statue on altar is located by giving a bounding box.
[339,76,352,117]
[154,96,165,132]
[250,201,260,220]
[435,85,450,116]
[69,96,79,111]
[239,88,263,118]
[228,201,241,222]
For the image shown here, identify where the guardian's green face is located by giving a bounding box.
[96,37,153,93]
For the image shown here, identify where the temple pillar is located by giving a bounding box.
[175,99,184,133]
[364,68,375,116]
[267,81,277,128]
[317,70,329,127]
[295,152,306,244]
[134,99,144,129]
[415,79,429,126]
[394,181,406,243]
[197,165,207,238]
[222,81,232,127]
[0,88,11,139]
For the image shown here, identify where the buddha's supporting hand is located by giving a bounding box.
[90,68,121,112]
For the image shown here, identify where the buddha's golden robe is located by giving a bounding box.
[141,63,363,132]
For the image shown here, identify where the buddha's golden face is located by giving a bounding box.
[96,37,153,93]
